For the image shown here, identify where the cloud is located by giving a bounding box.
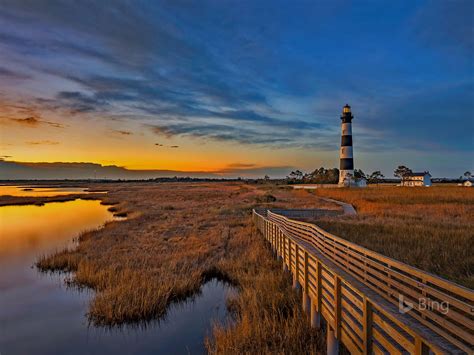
[9,116,64,128]
[154,143,179,148]
[0,155,12,161]
[55,91,108,114]
[0,0,472,167]
[0,66,30,80]
[226,163,256,169]
[10,117,39,125]
[26,140,60,145]
[113,130,132,136]
[0,160,292,179]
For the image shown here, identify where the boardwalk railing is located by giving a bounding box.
[253,209,474,354]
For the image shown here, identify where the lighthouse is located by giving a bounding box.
[339,104,355,186]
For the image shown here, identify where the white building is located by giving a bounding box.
[463,179,473,187]
[400,172,432,187]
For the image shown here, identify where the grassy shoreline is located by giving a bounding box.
[35,182,333,352]
[23,182,472,352]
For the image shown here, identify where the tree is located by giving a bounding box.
[368,171,385,185]
[305,167,339,184]
[354,169,366,179]
[464,171,472,180]
[287,170,304,183]
[264,175,270,181]
[394,165,412,179]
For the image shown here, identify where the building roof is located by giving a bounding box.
[404,172,431,177]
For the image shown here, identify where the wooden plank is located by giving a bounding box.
[341,316,363,348]
[372,343,386,355]
[372,327,403,355]
[341,328,363,355]
[342,298,363,323]
[322,288,335,305]
[341,285,364,311]
[322,269,335,285]
[322,291,335,314]
[372,312,414,353]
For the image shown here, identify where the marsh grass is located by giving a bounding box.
[313,186,474,288]
[36,182,331,352]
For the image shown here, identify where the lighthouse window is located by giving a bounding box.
[342,148,345,154]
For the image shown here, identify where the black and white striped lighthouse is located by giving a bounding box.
[339,104,354,186]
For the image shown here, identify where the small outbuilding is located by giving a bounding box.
[401,172,432,187]
[463,179,474,187]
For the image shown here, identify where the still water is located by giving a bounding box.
[0,185,92,197]
[0,198,234,354]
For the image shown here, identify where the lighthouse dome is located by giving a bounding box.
[343,104,351,113]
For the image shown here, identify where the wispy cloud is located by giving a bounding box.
[9,116,64,128]
[113,130,132,136]
[0,160,292,179]
[26,140,60,145]
[0,66,30,80]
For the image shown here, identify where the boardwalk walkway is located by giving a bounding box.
[253,208,474,354]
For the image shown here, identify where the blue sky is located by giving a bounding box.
[0,0,472,178]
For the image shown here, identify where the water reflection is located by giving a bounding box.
[0,198,234,354]
[0,185,93,197]
[0,199,112,256]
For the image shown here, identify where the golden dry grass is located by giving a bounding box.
[312,186,474,288]
[36,182,336,353]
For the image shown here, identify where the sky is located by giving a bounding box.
[0,0,473,179]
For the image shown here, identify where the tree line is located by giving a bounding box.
[285,167,385,184]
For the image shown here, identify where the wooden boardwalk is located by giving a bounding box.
[253,209,474,354]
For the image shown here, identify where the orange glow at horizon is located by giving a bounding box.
[1,114,335,172]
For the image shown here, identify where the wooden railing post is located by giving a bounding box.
[334,276,341,340]
[302,251,310,315]
[288,239,292,272]
[415,337,430,355]
[327,325,340,355]
[282,236,288,272]
[363,298,372,354]
[311,260,322,329]
[293,244,301,290]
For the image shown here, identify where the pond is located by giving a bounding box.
[0,196,234,354]
[0,185,94,197]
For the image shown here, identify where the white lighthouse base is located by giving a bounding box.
[339,170,367,187]
[339,170,354,186]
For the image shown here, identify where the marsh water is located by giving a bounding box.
[0,185,93,197]
[0,188,234,354]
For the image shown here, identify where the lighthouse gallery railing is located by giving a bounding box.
[253,209,474,354]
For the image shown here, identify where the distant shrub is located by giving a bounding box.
[257,194,277,203]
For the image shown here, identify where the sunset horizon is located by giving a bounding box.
[1,2,473,355]
[1,1,472,179]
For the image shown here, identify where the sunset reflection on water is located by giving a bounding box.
[0,185,91,197]
[0,199,112,256]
